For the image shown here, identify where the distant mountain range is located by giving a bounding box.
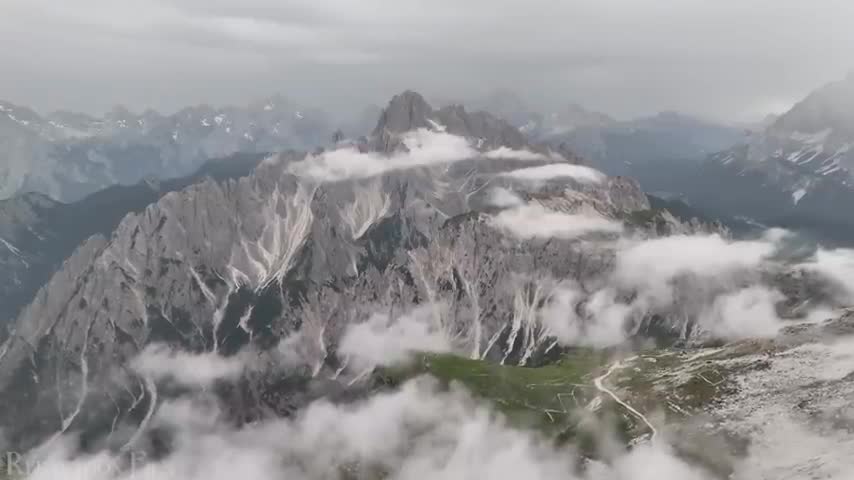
[466,90,749,181]
[639,74,854,244]
[0,96,337,202]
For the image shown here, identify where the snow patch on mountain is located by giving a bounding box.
[790,128,833,145]
[0,237,22,257]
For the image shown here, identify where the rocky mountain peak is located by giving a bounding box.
[372,90,434,136]
[370,90,538,154]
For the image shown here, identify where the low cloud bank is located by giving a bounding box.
[483,146,553,161]
[509,231,833,348]
[130,345,248,388]
[501,163,606,184]
[614,234,777,309]
[289,129,476,182]
[700,286,787,341]
[798,248,854,303]
[25,377,718,480]
[338,305,453,370]
[490,204,623,240]
[288,130,559,183]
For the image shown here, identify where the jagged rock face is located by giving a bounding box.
[0,153,267,331]
[0,90,738,451]
[370,91,569,159]
[0,159,720,450]
[0,92,659,448]
[0,97,334,202]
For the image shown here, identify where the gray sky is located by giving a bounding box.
[1,0,853,122]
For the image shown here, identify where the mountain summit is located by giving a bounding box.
[371,90,543,155]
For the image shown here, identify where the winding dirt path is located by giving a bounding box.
[593,358,658,441]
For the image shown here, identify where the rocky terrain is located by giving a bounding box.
[0,152,267,330]
[1,91,854,480]
[0,91,727,449]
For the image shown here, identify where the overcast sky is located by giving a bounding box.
[1,0,852,122]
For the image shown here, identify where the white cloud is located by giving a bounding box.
[24,377,722,480]
[798,248,854,303]
[130,344,248,388]
[501,163,606,184]
[534,232,827,347]
[539,285,630,348]
[490,204,623,240]
[606,443,710,480]
[483,146,548,161]
[338,305,453,370]
[762,227,793,244]
[699,286,785,340]
[486,187,524,208]
[288,129,477,182]
[615,234,777,307]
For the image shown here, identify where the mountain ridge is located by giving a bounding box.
[0,90,713,450]
[0,95,338,202]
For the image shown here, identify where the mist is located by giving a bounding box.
[1,0,853,121]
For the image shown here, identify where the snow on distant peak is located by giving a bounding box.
[792,189,807,205]
[264,104,274,111]
[294,111,304,120]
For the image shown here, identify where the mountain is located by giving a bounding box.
[549,111,747,180]
[0,97,335,202]
[0,152,267,333]
[0,90,727,449]
[466,90,616,139]
[462,91,746,182]
[3,90,854,479]
[642,74,854,244]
